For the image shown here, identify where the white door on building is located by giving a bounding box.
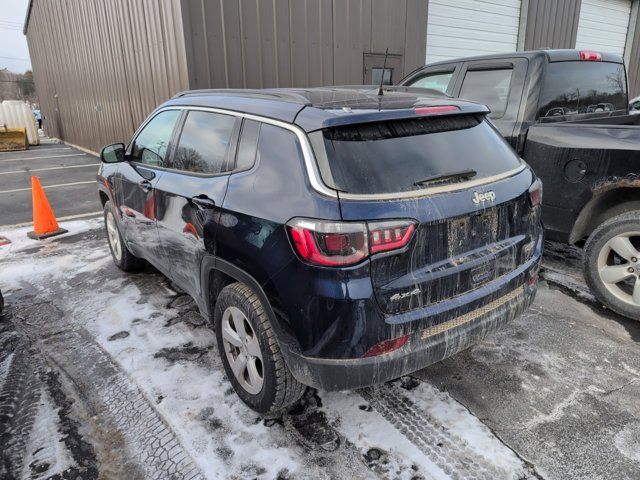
[425,0,522,64]
[575,0,632,56]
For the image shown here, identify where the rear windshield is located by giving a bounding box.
[538,62,627,119]
[310,115,521,195]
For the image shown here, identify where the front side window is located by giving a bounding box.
[168,111,237,174]
[130,110,180,166]
[538,62,628,119]
[408,71,454,93]
[459,68,513,118]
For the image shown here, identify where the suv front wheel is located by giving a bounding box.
[584,211,640,320]
[103,201,145,272]
[214,282,305,414]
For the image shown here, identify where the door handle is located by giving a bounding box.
[139,180,152,192]
[190,194,216,210]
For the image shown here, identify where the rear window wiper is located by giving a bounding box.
[414,169,477,187]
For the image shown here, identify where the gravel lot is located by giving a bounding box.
[1,221,639,479]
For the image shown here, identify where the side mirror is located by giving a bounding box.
[100,143,125,163]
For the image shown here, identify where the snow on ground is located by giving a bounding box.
[0,217,103,255]
[20,387,78,480]
[1,222,532,479]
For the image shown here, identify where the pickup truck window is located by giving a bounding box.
[538,62,627,119]
[459,69,513,118]
[408,71,453,93]
[311,115,521,195]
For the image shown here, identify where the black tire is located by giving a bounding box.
[584,211,640,321]
[214,282,305,414]
[103,201,145,272]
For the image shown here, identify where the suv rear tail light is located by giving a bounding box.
[414,105,459,116]
[288,219,368,266]
[369,221,416,254]
[529,179,543,207]
[580,50,602,61]
[287,218,416,267]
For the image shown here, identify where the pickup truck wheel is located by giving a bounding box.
[103,201,145,272]
[584,212,640,320]
[214,282,305,414]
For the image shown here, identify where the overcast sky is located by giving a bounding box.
[0,0,32,73]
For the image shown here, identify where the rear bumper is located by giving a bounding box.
[285,272,538,391]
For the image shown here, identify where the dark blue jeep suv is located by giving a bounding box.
[97,87,543,413]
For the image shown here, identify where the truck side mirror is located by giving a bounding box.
[100,143,125,163]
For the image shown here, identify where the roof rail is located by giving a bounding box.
[172,89,312,105]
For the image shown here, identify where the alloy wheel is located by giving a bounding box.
[221,306,264,395]
[597,232,640,306]
[106,210,122,262]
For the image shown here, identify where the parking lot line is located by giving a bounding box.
[0,180,96,194]
[0,164,100,175]
[0,153,87,163]
[1,210,103,229]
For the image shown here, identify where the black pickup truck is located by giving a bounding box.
[399,49,640,320]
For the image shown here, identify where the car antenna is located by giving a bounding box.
[377,48,389,97]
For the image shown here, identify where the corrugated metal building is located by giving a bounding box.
[24,0,640,153]
[24,0,428,152]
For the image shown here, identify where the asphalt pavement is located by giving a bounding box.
[1,224,640,479]
[0,139,102,227]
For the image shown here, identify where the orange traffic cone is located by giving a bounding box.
[27,176,68,240]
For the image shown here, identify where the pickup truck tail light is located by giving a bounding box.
[529,179,543,207]
[287,218,416,267]
[580,50,602,61]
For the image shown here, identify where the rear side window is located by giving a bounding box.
[538,62,627,119]
[235,119,261,171]
[168,111,237,174]
[408,71,453,93]
[256,123,303,170]
[311,116,521,195]
[459,68,513,118]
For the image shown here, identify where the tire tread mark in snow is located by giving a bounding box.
[0,338,44,478]
[11,299,205,480]
[36,324,206,480]
[361,383,515,480]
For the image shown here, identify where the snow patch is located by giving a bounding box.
[0,217,103,256]
[615,421,640,464]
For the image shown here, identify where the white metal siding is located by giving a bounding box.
[575,0,631,55]
[425,0,522,64]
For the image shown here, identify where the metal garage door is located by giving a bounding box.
[425,0,522,63]
[575,0,631,55]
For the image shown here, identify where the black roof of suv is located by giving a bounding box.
[167,87,489,131]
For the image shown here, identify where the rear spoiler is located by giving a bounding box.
[297,102,490,131]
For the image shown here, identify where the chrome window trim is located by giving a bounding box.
[136,105,526,201]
